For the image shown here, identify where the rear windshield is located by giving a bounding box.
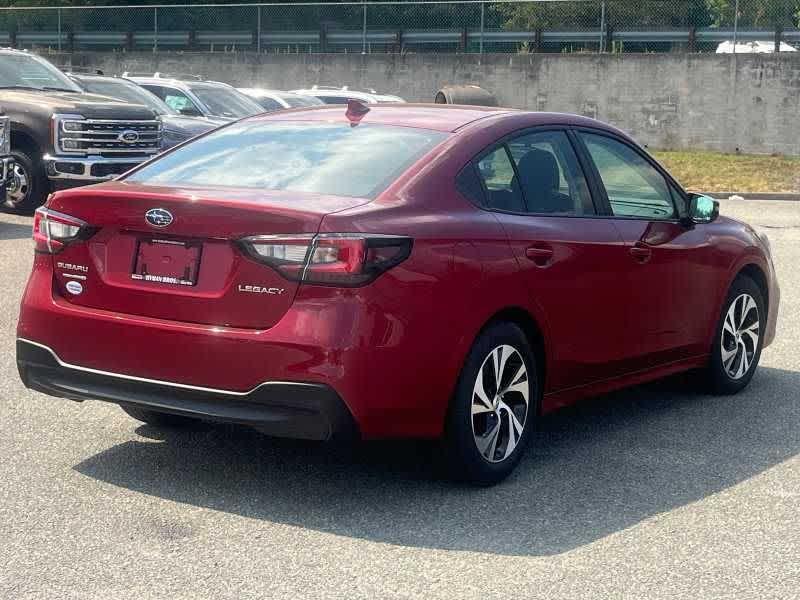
[189,85,262,119]
[125,121,447,198]
[281,94,324,108]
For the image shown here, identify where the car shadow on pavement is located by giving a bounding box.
[74,366,800,557]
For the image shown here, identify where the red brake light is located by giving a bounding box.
[239,234,412,287]
[33,207,91,254]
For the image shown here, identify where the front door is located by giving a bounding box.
[575,130,720,369]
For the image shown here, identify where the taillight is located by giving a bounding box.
[239,233,412,287]
[33,207,91,254]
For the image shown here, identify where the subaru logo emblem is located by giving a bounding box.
[118,130,140,144]
[145,208,173,228]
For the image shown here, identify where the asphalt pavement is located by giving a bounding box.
[1,199,798,599]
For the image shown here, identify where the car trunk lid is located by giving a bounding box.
[46,182,370,329]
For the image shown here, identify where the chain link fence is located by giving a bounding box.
[0,1,797,54]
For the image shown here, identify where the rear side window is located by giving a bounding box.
[507,131,595,215]
[125,122,447,199]
[476,147,525,212]
[455,164,485,206]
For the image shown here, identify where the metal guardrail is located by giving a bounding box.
[0,1,797,54]
[3,28,795,51]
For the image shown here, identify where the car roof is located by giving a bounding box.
[127,76,189,87]
[293,89,381,102]
[126,76,230,90]
[241,88,296,97]
[250,103,621,135]
[71,74,131,85]
[252,103,511,132]
[184,81,234,90]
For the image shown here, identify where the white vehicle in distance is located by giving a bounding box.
[291,85,405,105]
[122,73,263,121]
[716,40,798,53]
[238,88,324,111]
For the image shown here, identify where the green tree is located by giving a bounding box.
[707,0,800,27]
[495,0,712,30]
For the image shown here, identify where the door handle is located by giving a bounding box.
[629,244,652,263]
[525,245,554,267]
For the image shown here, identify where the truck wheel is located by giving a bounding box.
[5,148,49,213]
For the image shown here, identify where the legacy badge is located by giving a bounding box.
[238,284,285,295]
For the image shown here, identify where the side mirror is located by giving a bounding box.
[688,193,719,224]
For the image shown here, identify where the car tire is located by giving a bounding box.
[443,322,539,486]
[705,275,766,395]
[5,148,49,213]
[120,406,197,428]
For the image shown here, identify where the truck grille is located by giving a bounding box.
[56,118,162,157]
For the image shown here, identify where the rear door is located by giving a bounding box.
[573,129,720,365]
[472,128,634,392]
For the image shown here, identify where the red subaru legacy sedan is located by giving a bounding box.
[17,104,779,484]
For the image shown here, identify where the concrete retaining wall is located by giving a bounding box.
[53,51,800,155]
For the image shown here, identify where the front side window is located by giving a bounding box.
[476,147,525,212]
[507,131,595,215]
[580,133,676,220]
[125,122,447,199]
[144,85,202,115]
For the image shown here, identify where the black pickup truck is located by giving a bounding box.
[0,49,161,212]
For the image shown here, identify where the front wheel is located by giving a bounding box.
[443,322,538,486]
[5,148,49,213]
[705,275,765,395]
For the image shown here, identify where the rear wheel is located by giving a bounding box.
[443,322,538,485]
[705,275,765,394]
[5,148,49,213]
[120,406,197,428]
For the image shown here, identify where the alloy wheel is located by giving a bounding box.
[721,293,760,380]
[471,344,530,463]
[6,161,30,207]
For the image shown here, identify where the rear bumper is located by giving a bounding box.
[17,338,357,441]
[17,250,459,440]
[43,154,152,183]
